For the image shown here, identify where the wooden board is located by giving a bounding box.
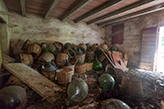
[2,54,15,64]
[3,63,63,104]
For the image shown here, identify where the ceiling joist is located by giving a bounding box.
[20,0,26,16]
[44,0,59,19]
[61,0,92,21]
[74,0,124,23]
[87,0,155,24]
[98,3,164,26]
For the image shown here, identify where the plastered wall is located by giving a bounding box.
[105,9,164,69]
[9,13,105,56]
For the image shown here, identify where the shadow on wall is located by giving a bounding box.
[127,52,141,69]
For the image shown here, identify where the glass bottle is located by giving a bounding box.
[92,57,102,71]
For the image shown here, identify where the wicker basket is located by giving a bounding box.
[98,53,106,62]
[86,51,94,61]
[19,54,33,65]
[21,39,33,50]
[64,65,75,75]
[38,51,55,63]
[75,53,86,63]
[75,64,86,73]
[56,68,73,85]
[78,43,87,51]
[85,63,93,71]
[42,71,55,81]
[26,44,42,59]
[56,53,68,66]
[63,48,75,59]
[53,41,63,52]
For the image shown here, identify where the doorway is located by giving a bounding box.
[157,26,164,72]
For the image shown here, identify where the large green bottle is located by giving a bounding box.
[92,57,102,71]
[98,74,115,91]
[66,78,88,105]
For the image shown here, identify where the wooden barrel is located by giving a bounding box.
[19,54,33,65]
[42,71,55,81]
[56,53,68,66]
[107,68,124,85]
[53,41,63,52]
[64,65,75,75]
[75,64,86,73]
[86,51,94,61]
[26,44,42,59]
[75,53,86,63]
[56,68,73,85]
[85,63,93,71]
[63,48,75,59]
[38,51,55,63]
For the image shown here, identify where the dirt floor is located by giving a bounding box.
[12,68,164,109]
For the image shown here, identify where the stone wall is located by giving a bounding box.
[9,13,105,56]
[105,9,164,69]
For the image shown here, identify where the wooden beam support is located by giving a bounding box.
[74,0,124,23]
[87,0,155,24]
[61,0,92,21]
[44,0,59,19]
[98,3,164,26]
[20,0,26,16]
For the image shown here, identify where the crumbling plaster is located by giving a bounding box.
[9,13,105,56]
[105,9,164,69]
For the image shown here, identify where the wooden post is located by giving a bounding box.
[20,0,26,16]
[87,0,154,24]
[44,0,59,19]
[61,0,92,21]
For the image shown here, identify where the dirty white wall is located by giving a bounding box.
[105,9,164,69]
[9,13,105,56]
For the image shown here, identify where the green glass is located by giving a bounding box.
[65,59,72,66]
[98,74,115,91]
[43,62,56,72]
[101,99,130,109]
[76,48,83,55]
[64,43,73,49]
[85,56,91,63]
[68,48,75,56]
[78,47,85,52]
[66,78,88,105]
[76,58,84,66]
[51,60,57,68]
[93,57,102,71]
[45,45,56,53]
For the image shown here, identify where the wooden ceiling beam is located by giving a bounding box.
[44,0,59,19]
[74,0,124,23]
[98,3,164,26]
[61,0,92,21]
[87,0,155,24]
[20,0,26,16]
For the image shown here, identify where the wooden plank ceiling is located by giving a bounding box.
[3,0,164,26]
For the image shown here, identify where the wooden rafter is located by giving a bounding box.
[74,0,125,23]
[87,0,155,24]
[98,3,164,26]
[20,0,26,16]
[61,0,92,21]
[44,0,59,19]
